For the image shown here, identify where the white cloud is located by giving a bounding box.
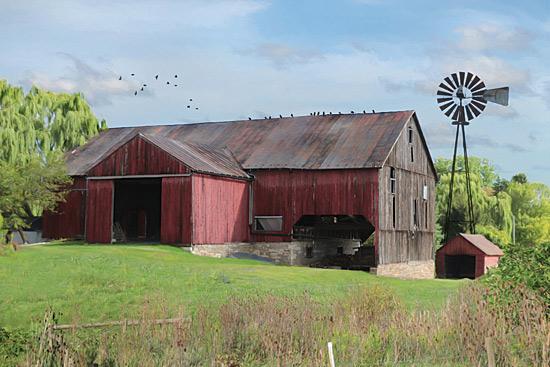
[21,53,147,106]
[456,23,533,52]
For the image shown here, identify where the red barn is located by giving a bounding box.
[436,233,504,279]
[43,111,437,278]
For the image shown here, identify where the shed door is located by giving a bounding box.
[86,180,114,243]
[160,177,191,244]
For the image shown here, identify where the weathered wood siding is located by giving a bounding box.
[192,174,249,244]
[89,135,188,176]
[250,169,379,245]
[160,177,192,244]
[42,177,87,239]
[85,180,113,243]
[378,116,436,264]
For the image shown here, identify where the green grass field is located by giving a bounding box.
[0,242,464,328]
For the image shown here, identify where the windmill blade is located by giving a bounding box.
[437,90,453,96]
[472,96,487,103]
[468,102,482,117]
[459,71,466,86]
[437,97,453,104]
[467,75,480,89]
[483,87,509,106]
[438,82,454,93]
[445,104,457,117]
[451,73,460,88]
[439,100,455,111]
[470,99,487,111]
[465,72,474,89]
[470,81,486,93]
[465,105,474,121]
[444,76,457,89]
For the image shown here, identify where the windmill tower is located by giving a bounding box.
[436,72,509,241]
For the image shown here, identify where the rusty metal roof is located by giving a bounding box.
[67,111,418,176]
[141,134,249,179]
[459,234,504,256]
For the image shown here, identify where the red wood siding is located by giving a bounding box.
[160,177,192,244]
[42,178,87,239]
[250,169,379,242]
[192,174,249,244]
[89,136,188,176]
[436,236,497,278]
[85,180,113,243]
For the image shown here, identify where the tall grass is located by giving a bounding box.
[20,283,549,366]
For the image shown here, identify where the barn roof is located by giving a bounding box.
[458,234,504,256]
[67,111,427,176]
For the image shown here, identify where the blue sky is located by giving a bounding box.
[2,0,550,184]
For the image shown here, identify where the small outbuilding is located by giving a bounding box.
[436,233,504,279]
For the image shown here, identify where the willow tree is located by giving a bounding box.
[0,80,105,243]
[435,157,513,247]
[0,80,106,163]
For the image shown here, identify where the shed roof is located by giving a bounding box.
[67,111,430,176]
[455,234,504,256]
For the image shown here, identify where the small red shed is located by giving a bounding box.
[436,234,504,279]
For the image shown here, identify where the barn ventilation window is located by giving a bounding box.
[410,146,414,162]
[408,127,413,143]
[389,167,396,194]
[408,127,414,163]
[254,216,283,232]
[413,199,418,227]
[392,196,396,228]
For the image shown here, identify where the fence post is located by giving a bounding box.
[327,341,335,367]
[485,337,495,367]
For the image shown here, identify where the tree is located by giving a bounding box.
[435,157,513,247]
[0,80,106,164]
[0,80,105,243]
[0,155,71,244]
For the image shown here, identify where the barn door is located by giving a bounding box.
[160,177,191,244]
[86,180,114,243]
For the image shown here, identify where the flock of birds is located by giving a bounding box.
[119,73,378,118]
[118,73,199,110]
[251,110,377,120]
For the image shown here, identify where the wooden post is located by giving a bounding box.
[327,341,335,367]
[485,337,495,367]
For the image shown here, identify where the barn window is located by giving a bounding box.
[408,127,413,144]
[413,199,418,227]
[254,216,283,232]
[306,246,313,258]
[392,196,396,228]
[424,201,428,229]
[410,146,414,163]
[423,185,428,200]
[389,167,396,194]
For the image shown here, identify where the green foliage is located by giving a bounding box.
[0,80,104,236]
[0,154,72,236]
[0,327,31,365]
[0,80,104,164]
[435,157,513,247]
[484,241,550,304]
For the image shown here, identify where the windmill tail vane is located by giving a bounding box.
[436,72,509,241]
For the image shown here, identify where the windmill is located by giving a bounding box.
[436,72,509,241]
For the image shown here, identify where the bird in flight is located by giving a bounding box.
[166,81,170,85]
[143,84,147,87]
[131,73,135,76]
[189,98,193,101]
[140,87,144,91]
[134,91,137,96]
[155,75,159,80]
[118,76,122,80]
[174,74,178,78]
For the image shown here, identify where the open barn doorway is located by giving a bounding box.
[293,215,376,270]
[444,255,476,279]
[113,179,161,242]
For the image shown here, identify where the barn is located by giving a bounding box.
[43,111,437,278]
[436,233,504,279]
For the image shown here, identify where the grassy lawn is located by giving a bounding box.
[0,242,464,328]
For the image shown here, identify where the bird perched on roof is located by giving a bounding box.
[372,109,375,113]
[279,114,283,118]
[291,113,294,117]
[351,111,355,114]
[248,117,252,120]
[363,110,366,114]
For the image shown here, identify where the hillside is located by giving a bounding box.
[0,242,462,328]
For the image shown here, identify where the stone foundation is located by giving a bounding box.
[191,242,434,279]
[371,260,435,279]
[191,239,361,266]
